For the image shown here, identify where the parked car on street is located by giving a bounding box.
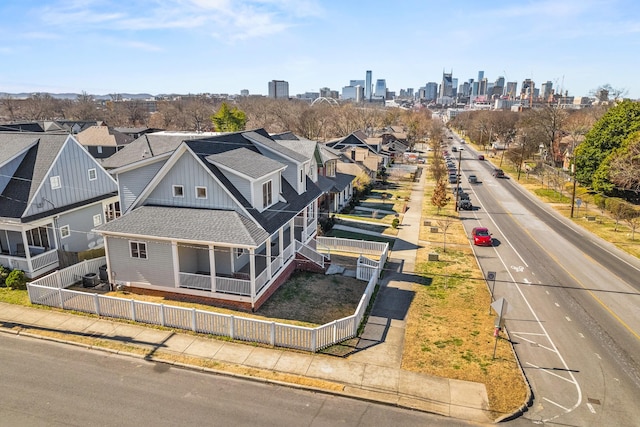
[468,174,478,184]
[478,155,485,160]
[492,168,505,178]
[458,199,473,210]
[471,227,492,246]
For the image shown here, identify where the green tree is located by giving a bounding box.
[575,100,640,191]
[211,102,247,132]
[431,179,450,214]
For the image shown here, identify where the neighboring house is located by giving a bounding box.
[271,132,356,215]
[95,129,324,311]
[114,127,164,140]
[76,125,135,160]
[325,130,389,176]
[0,132,119,278]
[0,121,65,133]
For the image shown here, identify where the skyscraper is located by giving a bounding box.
[440,72,453,98]
[374,79,386,98]
[365,70,372,100]
[268,80,289,99]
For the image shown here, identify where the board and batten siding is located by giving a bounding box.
[145,151,238,210]
[0,150,28,195]
[23,136,118,219]
[223,172,252,205]
[57,202,109,252]
[118,161,165,213]
[106,236,175,288]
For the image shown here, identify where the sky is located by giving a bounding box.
[1,0,639,98]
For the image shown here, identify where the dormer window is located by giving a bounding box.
[326,161,336,177]
[263,180,272,208]
[196,186,207,199]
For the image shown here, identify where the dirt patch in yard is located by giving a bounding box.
[257,270,366,325]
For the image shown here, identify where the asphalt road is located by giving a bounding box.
[447,136,640,426]
[0,333,477,427]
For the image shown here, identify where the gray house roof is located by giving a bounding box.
[101,133,190,169]
[96,206,269,247]
[206,147,285,179]
[244,131,308,163]
[0,133,67,218]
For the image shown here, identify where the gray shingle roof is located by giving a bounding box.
[96,206,269,246]
[244,131,308,163]
[101,133,193,169]
[0,133,68,218]
[206,147,285,179]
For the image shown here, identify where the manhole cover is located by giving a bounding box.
[587,398,601,405]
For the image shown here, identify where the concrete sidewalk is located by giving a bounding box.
[0,166,493,424]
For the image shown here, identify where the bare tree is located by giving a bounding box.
[436,216,454,252]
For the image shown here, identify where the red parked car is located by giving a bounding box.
[478,154,485,160]
[471,227,492,246]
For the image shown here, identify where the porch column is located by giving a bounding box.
[21,230,33,273]
[172,241,180,288]
[209,244,216,292]
[104,237,112,286]
[249,248,256,310]
[302,207,308,241]
[266,236,272,279]
[289,218,295,247]
[278,227,284,262]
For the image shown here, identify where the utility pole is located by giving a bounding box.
[570,162,578,218]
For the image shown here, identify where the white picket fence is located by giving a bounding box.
[27,249,384,352]
[317,236,389,257]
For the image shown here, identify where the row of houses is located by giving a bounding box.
[0,122,411,310]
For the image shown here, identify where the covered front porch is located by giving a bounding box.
[0,222,59,278]
[176,223,294,300]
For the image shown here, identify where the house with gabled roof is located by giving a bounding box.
[75,125,135,160]
[95,129,325,311]
[325,130,389,177]
[271,132,356,214]
[0,132,119,278]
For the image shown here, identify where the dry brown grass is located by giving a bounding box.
[101,266,366,328]
[399,173,528,418]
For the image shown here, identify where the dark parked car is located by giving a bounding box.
[478,155,485,160]
[457,199,473,210]
[468,174,478,184]
[492,168,505,178]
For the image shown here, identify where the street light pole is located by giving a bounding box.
[455,147,463,211]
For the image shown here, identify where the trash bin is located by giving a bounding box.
[83,273,99,288]
[99,265,108,281]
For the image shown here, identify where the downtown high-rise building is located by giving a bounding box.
[268,80,289,99]
[365,70,372,100]
[374,79,387,98]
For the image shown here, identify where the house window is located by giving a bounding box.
[88,168,97,181]
[262,180,272,208]
[97,146,103,154]
[326,161,336,177]
[173,185,184,198]
[105,202,121,222]
[235,248,246,258]
[26,226,50,248]
[93,214,102,226]
[60,225,70,239]
[50,176,61,190]
[130,241,147,259]
[195,186,207,199]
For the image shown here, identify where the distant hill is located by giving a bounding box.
[0,92,156,100]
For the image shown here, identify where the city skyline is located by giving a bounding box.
[1,0,639,99]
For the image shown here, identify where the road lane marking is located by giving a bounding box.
[512,332,547,336]
[579,333,584,338]
[523,278,531,285]
[565,316,572,322]
[595,353,601,360]
[516,335,556,353]
[511,265,524,272]
[527,362,577,384]
[543,397,570,411]
[586,403,597,414]
[555,303,560,307]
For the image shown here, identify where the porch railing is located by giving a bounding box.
[295,240,325,268]
[179,272,212,291]
[215,276,251,296]
[31,249,59,271]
